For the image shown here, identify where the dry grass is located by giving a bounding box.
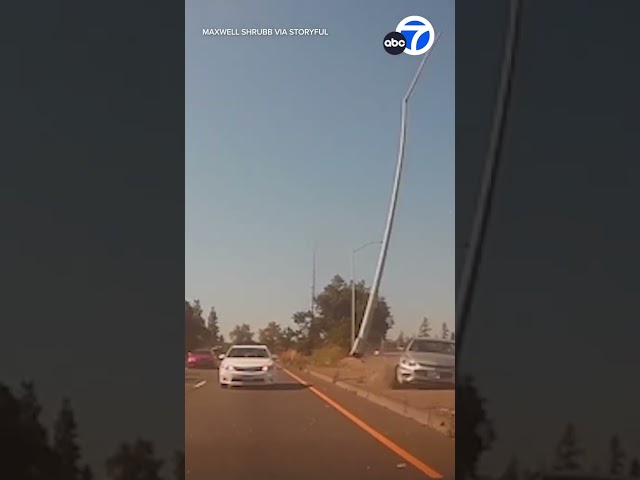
[280,344,348,370]
[309,345,348,367]
[279,349,308,369]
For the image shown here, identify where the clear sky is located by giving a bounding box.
[185,0,455,340]
[457,1,640,475]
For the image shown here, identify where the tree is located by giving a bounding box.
[609,435,625,476]
[18,381,61,476]
[396,331,406,348]
[229,323,254,344]
[418,317,432,337]
[0,381,95,479]
[553,423,583,472]
[1,381,52,478]
[185,300,208,353]
[206,307,223,345]
[192,299,203,320]
[105,439,164,480]
[281,326,298,350]
[0,380,182,480]
[53,397,81,480]
[450,331,456,341]
[299,275,393,351]
[292,309,319,354]
[457,375,495,480]
[441,322,450,340]
[258,322,285,352]
[630,458,640,478]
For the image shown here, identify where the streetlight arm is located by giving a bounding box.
[353,240,382,254]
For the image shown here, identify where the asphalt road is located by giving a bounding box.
[185,366,454,480]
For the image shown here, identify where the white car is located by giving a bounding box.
[218,344,277,387]
[393,337,455,388]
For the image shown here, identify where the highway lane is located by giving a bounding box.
[185,367,454,480]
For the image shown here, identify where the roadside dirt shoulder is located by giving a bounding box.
[303,356,455,436]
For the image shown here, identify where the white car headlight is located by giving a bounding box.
[224,364,233,371]
[262,364,273,371]
[401,359,417,367]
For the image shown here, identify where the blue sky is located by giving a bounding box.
[185,0,454,340]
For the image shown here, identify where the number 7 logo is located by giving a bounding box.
[396,16,435,56]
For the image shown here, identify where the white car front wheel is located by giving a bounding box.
[392,366,406,389]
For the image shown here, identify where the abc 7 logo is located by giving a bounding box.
[383,32,407,55]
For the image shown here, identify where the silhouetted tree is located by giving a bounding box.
[53,397,81,480]
[281,326,297,351]
[258,322,285,352]
[229,323,255,344]
[1,381,61,478]
[630,458,640,478]
[418,317,432,337]
[105,439,164,480]
[192,299,203,320]
[500,455,520,480]
[173,450,185,480]
[457,375,495,480]
[292,309,319,354]
[396,330,406,348]
[441,322,450,340]
[553,423,583,472]
[450,331,455,341]
[609,435,625,476]
[206,307,223,345]
[0,380,183,480]
[185,299,208,353]
[18,381,48,445]
[19,381,60,478]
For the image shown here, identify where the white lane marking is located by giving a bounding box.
[194,380,206,389]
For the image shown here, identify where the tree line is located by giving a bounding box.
[186,274,455,355]
[493,423,640,480]
[394,316,455,347]
[0,381,183,480]
[456,376,640,480]
[184,300,223,353]
[185,274,395,354]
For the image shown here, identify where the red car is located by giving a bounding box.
[186,348,217,369]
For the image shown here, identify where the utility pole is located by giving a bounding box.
[350,241,382,350]
[350,33,441,357]
[351,252,355,349]
[311,244,317,322]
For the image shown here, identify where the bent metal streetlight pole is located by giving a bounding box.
[350,32,442,357]
[351,241,383,350]
[455,0,522,352]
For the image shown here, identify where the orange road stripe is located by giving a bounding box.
[282,367,443,479]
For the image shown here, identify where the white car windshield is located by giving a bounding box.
[409,339,455,355]
[226,347,270,358]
